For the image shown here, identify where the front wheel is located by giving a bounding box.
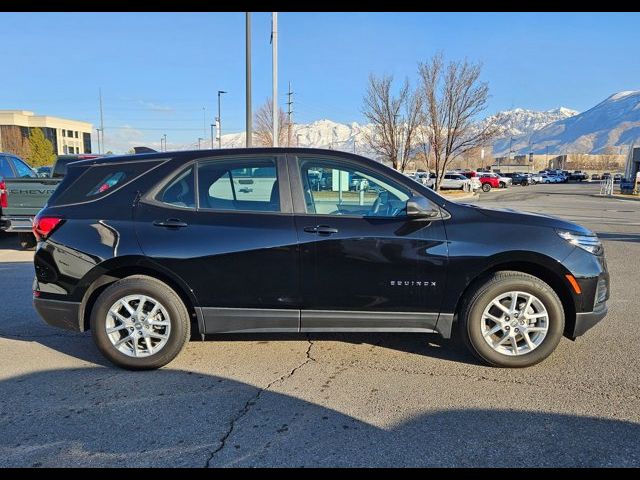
[90,275,191,370]
[481,183,491,192]
[459,271,565,368]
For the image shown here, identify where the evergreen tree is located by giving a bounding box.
[26,128,56,167]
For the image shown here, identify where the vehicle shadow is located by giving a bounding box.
[0,368,638,467]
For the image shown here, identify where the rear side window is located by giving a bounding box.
[157,167,195,208]
[53,161,160,206]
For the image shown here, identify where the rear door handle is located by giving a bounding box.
[303,225,339,235]
[153,219,188,228]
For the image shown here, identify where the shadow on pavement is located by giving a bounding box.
[596,232,640,244]
[0,368,638,467]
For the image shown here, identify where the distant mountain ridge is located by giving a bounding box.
[219,91,640,156]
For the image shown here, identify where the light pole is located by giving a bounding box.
[210,124,215,149]
[296,133,302,147]
[96,128,102,154]
[162,134,167,152]
[271,12,278,147]
[217,90,227,148]
[198,137,204,150]
[246,12,252,147]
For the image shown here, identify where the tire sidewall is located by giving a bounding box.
[482,184,491,192]
[463,275,565,367]
[90,278,189,370]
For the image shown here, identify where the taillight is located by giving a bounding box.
[33,214,64,242]
[0,179,7,208]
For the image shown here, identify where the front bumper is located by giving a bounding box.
[571,301,608,338]
[1,216,34,233]
[33,297,83,332]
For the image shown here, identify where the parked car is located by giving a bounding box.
[502,172,530,186]
[529,173,543,185]
[36,166,52,178]
[414,172,435,189]
[591,173,601,181]
[602,172,611,180]
[440,173,472,190]
[32,148,609,370]
[459,171,483,192]
[0,153,63,248]
[569,171,588,182]
[613,173,623,183]
[493,173,512,188]
[478,173,501,192]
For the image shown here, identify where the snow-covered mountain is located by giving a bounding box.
[220,119,376,154]
[485,107,578,138]
[220,92,640,157]
[493,91,640,155]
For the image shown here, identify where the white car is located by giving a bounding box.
[440,173,472,190]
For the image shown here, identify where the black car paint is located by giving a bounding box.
[33,148,609,340]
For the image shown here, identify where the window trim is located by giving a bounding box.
[288,154,422,220]
[145,154,293,215]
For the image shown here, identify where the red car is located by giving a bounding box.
[463,172,499,192]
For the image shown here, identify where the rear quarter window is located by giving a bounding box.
[52,160,161,206]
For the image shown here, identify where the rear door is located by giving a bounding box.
[134,154,301,333]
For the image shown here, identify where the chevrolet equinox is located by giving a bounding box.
[32,148,609,369]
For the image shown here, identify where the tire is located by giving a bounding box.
[19,232,36,250]
[90,275,191,370]
[458,271,565,368]
[481,183,491,192]
[499,182,506,188]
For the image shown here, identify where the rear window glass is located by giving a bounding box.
[53,161,160,205]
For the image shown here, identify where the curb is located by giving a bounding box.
[591,194,640,202]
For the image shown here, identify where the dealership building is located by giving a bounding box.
[0,110,93,155]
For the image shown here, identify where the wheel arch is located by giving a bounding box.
[78,256,201,332]
[453,254,577,338]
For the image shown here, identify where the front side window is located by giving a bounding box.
[197,158,280,212]
[299,158,410,217]
[0,156,14,178]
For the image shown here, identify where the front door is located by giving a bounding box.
[289,154,449,332]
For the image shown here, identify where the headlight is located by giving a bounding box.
[556,230,603,255]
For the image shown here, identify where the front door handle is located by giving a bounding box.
[153,219,188,229]
[303,225,339,235]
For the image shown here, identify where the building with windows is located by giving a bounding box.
[0,110,92,156]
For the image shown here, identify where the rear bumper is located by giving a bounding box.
[33,297,83,332]
[571,302,608,338]
[1,216,34,233]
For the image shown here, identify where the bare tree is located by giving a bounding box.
[362,75,422,171]
[254,98,288,147]
[418,53,497,190]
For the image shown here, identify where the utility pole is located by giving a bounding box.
[210,124,215,149]
[271,12,278,147]
[202,107,206,139]
[246,12,252,148]
[217,90,227,148]
[296,133,302,147]
[286,81,293,146]
[99,88,105,154]
[198,137,203,150]
[162,134,167,152]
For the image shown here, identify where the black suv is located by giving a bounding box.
[32,148,609,369]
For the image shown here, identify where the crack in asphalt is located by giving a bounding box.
[204,337,316,467]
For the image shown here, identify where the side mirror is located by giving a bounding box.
[406,196,439,218]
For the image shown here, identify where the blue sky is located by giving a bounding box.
[2,12,640,152]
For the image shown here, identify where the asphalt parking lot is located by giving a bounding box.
[0,182,639,467]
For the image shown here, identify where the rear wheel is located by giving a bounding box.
[481,183,491,192]
[499,181,506,188]
[459,271,564,368]
[90,275,190,370]
[19,233,36,250]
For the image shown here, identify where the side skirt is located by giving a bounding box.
[199,307,453,338]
